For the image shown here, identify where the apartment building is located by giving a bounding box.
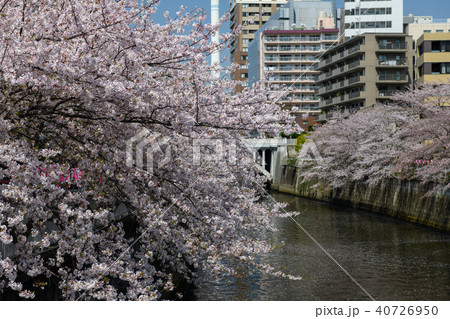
[343,0,403,39]
[249,29,339,110]
[403,16,450,83]
[316,33,414,119]
[404,15,450,42]
[229,0,289,91]
[247,0,338,129]
[416,32,450,84]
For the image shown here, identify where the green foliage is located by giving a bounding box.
[280,132,301,139]
[295,132,310,152]
[287,158,297,167]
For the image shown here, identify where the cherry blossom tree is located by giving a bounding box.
[0,0,298,300]
[390,82,450,192]
[298,83,450,193]
[296,107,407,188]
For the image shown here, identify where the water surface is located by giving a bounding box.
[195,192,450,300]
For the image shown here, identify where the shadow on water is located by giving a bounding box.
[195,191,450,301]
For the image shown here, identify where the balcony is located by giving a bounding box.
[377,90,398,97]
[315,113,328,122]
[267,75,317,82]
[348,91,361,99]
[378,59,408,66]
[348,44,361,54]
[324,35,338,41]
[377,74,408,82]
[348,75,360,84]
[348,60,361,70]
[378,42,408,50]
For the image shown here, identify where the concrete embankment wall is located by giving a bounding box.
[276,166,450,232]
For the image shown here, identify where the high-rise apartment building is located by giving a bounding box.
[316,33,414,119]
[248,0,338,129]
[249,28,339,114]
[343,0,403,39]
[229,0,289,90]
[416,32,450,84]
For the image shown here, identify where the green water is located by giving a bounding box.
[195,192,450,301]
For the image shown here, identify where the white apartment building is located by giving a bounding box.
[343,0,403,38]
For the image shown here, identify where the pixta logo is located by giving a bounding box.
[296,141,324,164]
[126,129,171,174]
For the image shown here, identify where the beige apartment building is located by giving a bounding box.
[316,33,414,120]
[404,15,450,43]
[229,0,288,91]
[416,32,450,84]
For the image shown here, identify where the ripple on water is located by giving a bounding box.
[195,193,450,301]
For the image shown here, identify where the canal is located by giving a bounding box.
[195,191,450,301]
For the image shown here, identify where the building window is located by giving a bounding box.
[242,47,248,52]
[431,63,450,74]
[240,73,248,78]
[436,30,444,33]
[243,38,249,44]
[241,55,248,61]
[431,41,450,52]
[424,30,431,33]
[280,36,292,41]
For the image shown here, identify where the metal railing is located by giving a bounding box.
[348,60,361,69]
[378,59,407,66]
[349,91,361,99]
[378,43,407,50]
[378,74,407,81]
[348,45,361,54]
[378,90,397,97]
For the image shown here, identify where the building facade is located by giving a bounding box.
[343,0,403,38]
[316,33,414,118]
[416,32,450,84]
[249,28,339,111]
[404,15,450,42]
[403,16,450,83]
[247,0,338,129]
[229,0,289,91]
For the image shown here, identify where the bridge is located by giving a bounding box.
[246,138,297,190]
